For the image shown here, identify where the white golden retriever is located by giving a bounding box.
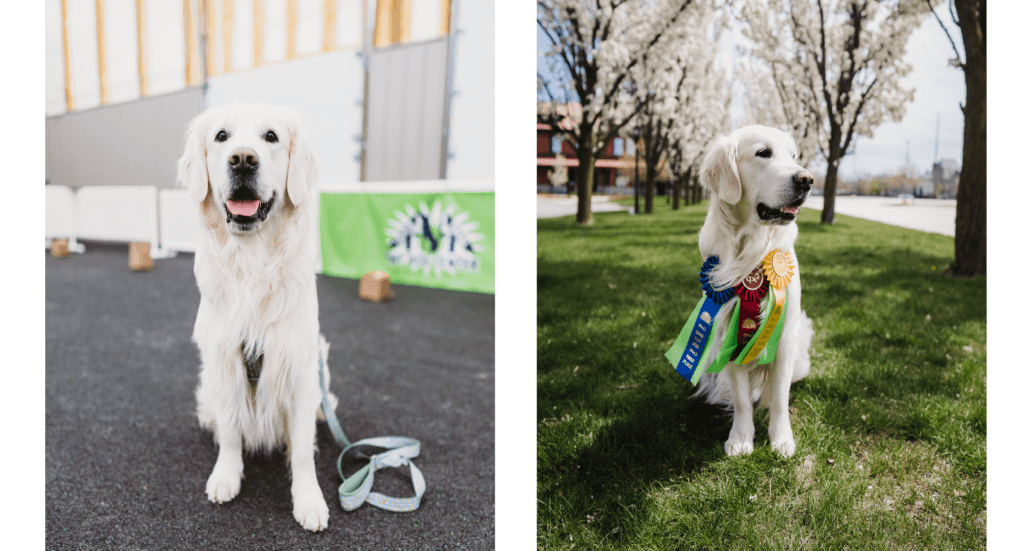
[694,125,814,457]
[177,102,337,531]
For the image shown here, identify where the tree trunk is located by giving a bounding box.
[951,0,986,276]
[644,160,657,214]
[673,167,689,210]
[575,133,596,225]
[820,128,843,224]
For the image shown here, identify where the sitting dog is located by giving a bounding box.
[679,124,815,454]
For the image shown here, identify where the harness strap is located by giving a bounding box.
[241,342,264,391]
[317,346,425,512]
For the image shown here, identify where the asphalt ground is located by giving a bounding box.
[46,242,495,550]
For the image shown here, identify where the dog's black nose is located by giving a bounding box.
[793,170,813,192]
[228,147,259,170]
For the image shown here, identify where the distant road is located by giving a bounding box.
[537,194,630,219]
[537,193,956,237]
[801,195,955,237]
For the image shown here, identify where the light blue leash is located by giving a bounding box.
[317,347,426,512]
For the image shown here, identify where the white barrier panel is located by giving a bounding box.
[45,184,86,253]
[45,185,76,238]
[74,186,160,246]
[158,189,202,253]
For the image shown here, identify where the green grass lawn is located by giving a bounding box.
[537,203,986,550]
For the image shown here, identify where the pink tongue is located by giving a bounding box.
[226,200,260,216]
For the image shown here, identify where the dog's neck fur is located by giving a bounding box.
[698,195,798,289]
[195,194,317,349]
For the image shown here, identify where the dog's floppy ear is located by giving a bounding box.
[700,135,742,205]
[283,108,319,207]
[177,112,211,203]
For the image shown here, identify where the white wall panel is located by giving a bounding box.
[446,0,494,180]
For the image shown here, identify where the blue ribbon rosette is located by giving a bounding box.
[666,256,735,381]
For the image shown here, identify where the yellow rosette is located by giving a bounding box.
[763,249,795,289]
[738,249,793,364]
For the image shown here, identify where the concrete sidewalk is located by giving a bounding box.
[537,194,955,238]
[801,195,956,236]
[537,194,630,218]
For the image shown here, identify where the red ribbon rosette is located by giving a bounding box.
[735,267,768,302]
[733,266,769,353]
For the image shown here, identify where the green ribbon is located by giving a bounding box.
[665,287,788,385]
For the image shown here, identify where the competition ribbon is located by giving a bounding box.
[738,249,794,364]
[669,256,735,381]
[734,265,769,352]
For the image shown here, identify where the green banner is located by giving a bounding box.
[319,192,495,294]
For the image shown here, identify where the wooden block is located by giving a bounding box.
[359,270,393,302]
[129,242,153,271]
[51,238,71,258]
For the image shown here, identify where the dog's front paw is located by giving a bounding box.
[292,483,329,532]
[205,465,242,504]
[725,422,755,456]
[724,437,754,456]
[769,423,796,457]
[771,437,796,457]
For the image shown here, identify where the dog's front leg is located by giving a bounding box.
[724,366,755,456]
[206,418,244,503]
[288,397,329,531]
[768,355,797,458]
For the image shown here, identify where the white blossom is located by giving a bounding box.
[738,0,927,216]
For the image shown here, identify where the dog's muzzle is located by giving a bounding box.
[757,170,813,223]
[224,147,274,230]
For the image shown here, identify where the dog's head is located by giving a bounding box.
[699,125,812,225]
[177,102,318,234]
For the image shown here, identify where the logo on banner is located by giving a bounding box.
[385,201,485,277]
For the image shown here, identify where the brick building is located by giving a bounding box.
[537,103,633,194]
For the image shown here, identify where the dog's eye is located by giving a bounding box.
[215,130,228,142]
[264,130,278,143]
[755,148,772,158]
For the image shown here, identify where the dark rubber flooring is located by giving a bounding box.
[46,242,494,550]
